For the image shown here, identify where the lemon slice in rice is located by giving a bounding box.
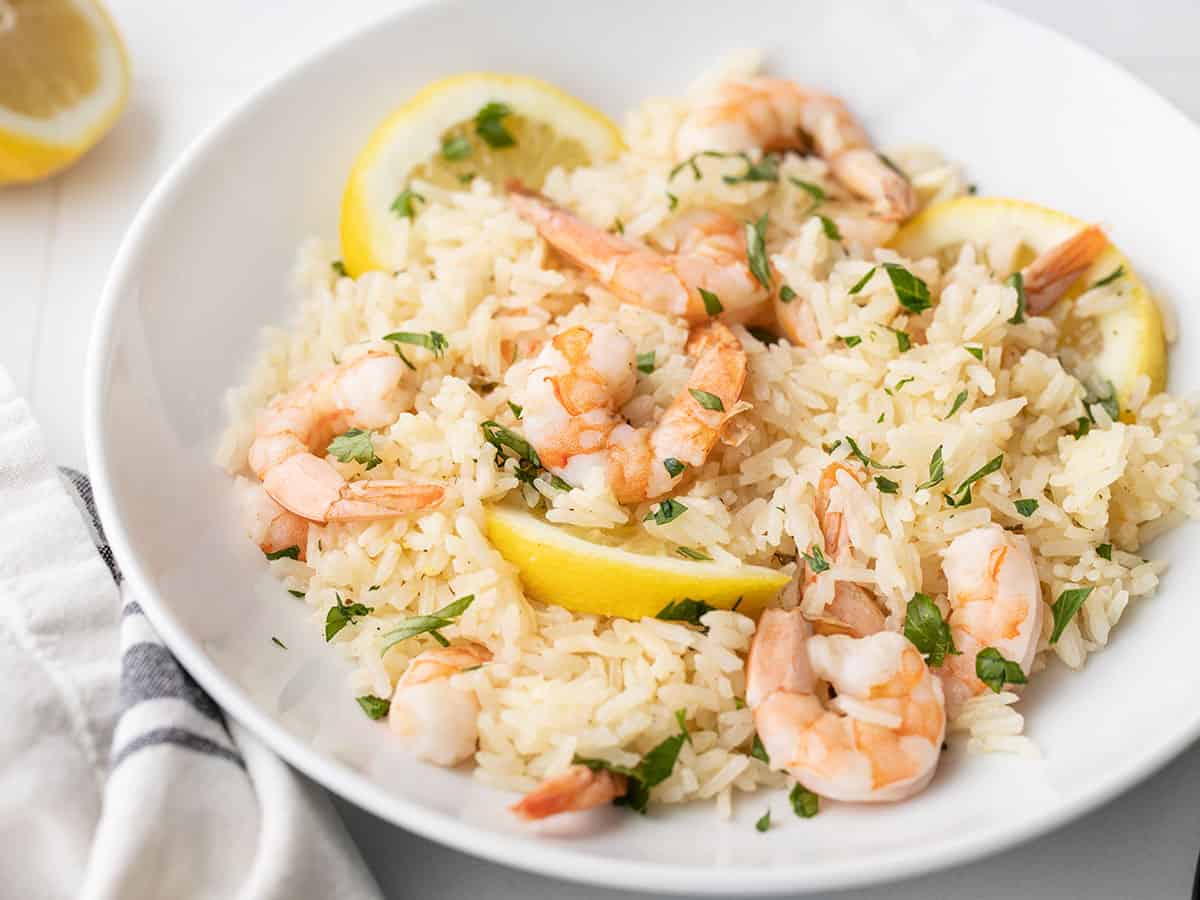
[484,504,790,620]
[890,196,1166,416]
[0,0,129,185]
[339,72,625,276]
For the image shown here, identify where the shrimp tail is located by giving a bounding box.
[510,764,628,821]
[263,453,443,522]
[1022,225,1109,315]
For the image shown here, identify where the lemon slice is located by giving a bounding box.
[0,0,129,185]
[484,504,790,620]
[890,196,1166,413]
[340,72,624,276]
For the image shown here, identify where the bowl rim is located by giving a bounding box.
[83,0,1200,893]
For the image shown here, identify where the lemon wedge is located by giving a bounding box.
[340,72,625,276]
[484,504,790,620]
[890,196,1166,413]
[0,0,129,185]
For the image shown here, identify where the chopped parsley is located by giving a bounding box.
[750,732,770,763]
[944,390,968,420]
[886,326,912,352]
[663,457,685,478]
[480,421,568,489]
[788,177,826,203]
[944,454,1003,508]
[380,594,475,652]
[637,350,656,374]
[839,335,862,348]
[474,101,515,148]
[382,330,449,358]
[1097,543,1113,561]
[645,497,688,525]
[675,546,713,561]
[441,134,472,161]
[265,546,300,561]
[1092,266,1125,289]
[1014,498,1039,517]
[390,187,424,219]
[271,636,287,649]
[288,589,305,598]
[883,263,932,314]
[325,597,375,641]
[886,376,915,395]
[745,213,772,290]
[1049,587,1094,644]
[327,428,382,469]
[573,710,689,813]
[877,153,907,178]
[790,784,819,818]
[755,810,772,832]
[966,346,985,361]
[722,153,780,184]
[698,287,724,316]
[747,325,780,345]
[666,191,678,211]
[779,284,797,303]
[656,598,716,629]
[975,647,1027,693]
[1072,417,1092,439]
[845,435,902,470]
[1007,271,1026,324]
[611,217,624,235]
[848,267,876,295]
[689,389,725,412]
[903,593,958,667]
[508,400,523,419]
[875,475,900,494]
[817,214,842,242]
[331,260,348,277]
[356,694,391,719]
[822,439,843,454]
[800,544,830,574]
[1086,379,1120,421]
[669,149,732,181]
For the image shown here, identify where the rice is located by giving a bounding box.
[219,58,1200,808]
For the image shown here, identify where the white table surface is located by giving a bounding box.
[6,1,1200,896]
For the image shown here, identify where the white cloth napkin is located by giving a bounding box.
[0,370,383,900]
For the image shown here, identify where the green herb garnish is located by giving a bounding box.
[656,598,716,629]
[331,260,348,277]
[698,287,724,316]
[663,457,685,478]
[723,153,779,184]
[944,390,968,420]
[975,647,1027,693]
[745,213,772,290]
[1097,543,1113,561]
[646,498,688,525]
[918,445,948,490]
[788,177,826,203]
[666,191,678,211]
[441,134,472,161]
[1014,498,1039,517]
[1049,587,1094,644]
[1072,417,1092,439]
[675,546,713,561]
[271,636,287,649]
[848,267,876,295]
[380,595,474,652]
[1092,266,1125,289]
[747,325,780,345]
[845,435,902,470]
[669,149,733,181]
[875,475,900,494]
[883,262,932,314]
[474,101,515,148]
[755,810,772,832]
[327,428,382,469]
[817,214,842,242]
[839,335,862,348]
[325,597,375,641]
[1007,271,1026,324]
[789,784,819,818]
[637,350,655,374]
[265,546,300,561]
[689,389,725,412]
[382,330,449,358]
[888,327,912,352]
[966,346,984,361]
[356,694,391,719]
[288,589,306,598]
[750,732,770,763]
[779,284,796,303]
[508,401,523,419]
[944,454,1003,508]
[800,544,830,574]
[390,188,424,219]
[903,593,958,667]
[573,710,690,813]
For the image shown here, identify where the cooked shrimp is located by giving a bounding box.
[803,463,887,637]
[509,182,767,323]
[511,764,628,821]
[238,479,310,560]
[676,77,916,221]
[388,642,492,766]
[1022,225,1108,315]
[939,525,1043,716]
[746,608,945,802]
[247,343,444,522]
[515,321,747,502]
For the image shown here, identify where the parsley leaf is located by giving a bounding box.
[1092,266,1125,289]
[689,389,725,412]
[887,376,915,395]
[380,595,475,652]
[887,326,911,352]
[288,589,306,598]
[789,784,819,818]
[1072,417,1092,439]
[390,188,424,219]
[848,267,876,295]
[944,390,968,419]
[574,710,690,813]
[975,647,1027,693]
[755,810,772,832]
[817,214,842,242]
[637,351,655,374]
[325,598,375,641]
[331,260,348,277]
[356,694,391,719]
[666,191,678,211]
[903,593,958,667]
[800,544,830,574]
[663,457,685,478]
[944,454,1003,507]
[883,263,932,314]
[675,546,712,561]
[508,400,523,419]
[722,153,779,184]
[327,428,382,469]
[474,101,515,148]
[875,475,900,494]
[779,284,797,303]
[271,636,287,649]
[750,732,770,763]
[839,335,862,348]
[1097,543,1113,561]
[1086,379,1120,421]
[611,218,624,235]
[745,213,772,290]
[441,134,472,161]
[656,598,716,629]
[788,177,826,203]
[481,421,540,466]
[265,546,300,561]
[1007,271,1026,324]
[1014,498,1039,517]
[382,330,449,358]
[645,498,688,525]
[966,346,984,361]
[747,325,780,345]
[669,149,733,181]
[698,287,724,316]
[1049,587,1094,644]
[845,435,902,470]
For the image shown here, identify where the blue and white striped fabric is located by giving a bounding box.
[0,372,381,900]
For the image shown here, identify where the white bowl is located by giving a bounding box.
[85,0,1200,894]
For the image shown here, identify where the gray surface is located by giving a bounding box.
[6,0,1200,896]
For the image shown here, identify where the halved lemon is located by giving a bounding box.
[484,504,790,620]
[890,196,1167,412]
[340,72,624,276]
[0,0,129,185]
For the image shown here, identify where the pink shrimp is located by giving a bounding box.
[510,765,628,821]
[389,643,492,767]
[1021,225,1109,315]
